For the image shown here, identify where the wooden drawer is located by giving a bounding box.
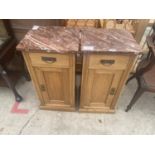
[29,53,70,68]
[88,54,130,70]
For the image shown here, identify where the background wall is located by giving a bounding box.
[10,19,65,41]
[9,19,154,45]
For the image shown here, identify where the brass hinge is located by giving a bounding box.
[109,88,116,95]
[40,84,46,91]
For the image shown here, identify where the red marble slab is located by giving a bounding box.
[80,27,142,54]
[16,26,80,53]
[17,26,142,54]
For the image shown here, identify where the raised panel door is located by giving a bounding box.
[34,67,75,111]
[80,69,123,112]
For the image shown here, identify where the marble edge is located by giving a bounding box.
[16,48,79,54]
[17,46,142,55]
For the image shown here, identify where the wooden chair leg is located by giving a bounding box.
[125,87,144,112]
[0,66,23,102]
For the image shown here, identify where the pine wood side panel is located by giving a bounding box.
[22,52,45,106]
[110,54,136,109]
[69,54,75,107]
[80,54,89,108]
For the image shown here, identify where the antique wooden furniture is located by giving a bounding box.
[0,19,23,102]
[79,28,142,113]
[17,26,142,113]
[17,26,79,111]
[125,23,155,112]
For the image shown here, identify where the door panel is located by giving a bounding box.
[44,71,65,101]
[81,69,123,109]
[34,67,72,107]
[90,70,114,105]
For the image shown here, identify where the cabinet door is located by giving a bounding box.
[34,67,75,110]
[80,69,123,112]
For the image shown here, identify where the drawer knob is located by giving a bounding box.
[100,60,115,66]
[41,56,56,63]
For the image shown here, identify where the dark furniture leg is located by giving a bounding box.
[0,65,23,102]
[126,74,136,85]
[125,86,144,112]
[23,62,31,81]
[17,53,31,81]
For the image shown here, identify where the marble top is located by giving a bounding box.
[17,26,142,54]
[16,26,80,53]
[80,27,142,53]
